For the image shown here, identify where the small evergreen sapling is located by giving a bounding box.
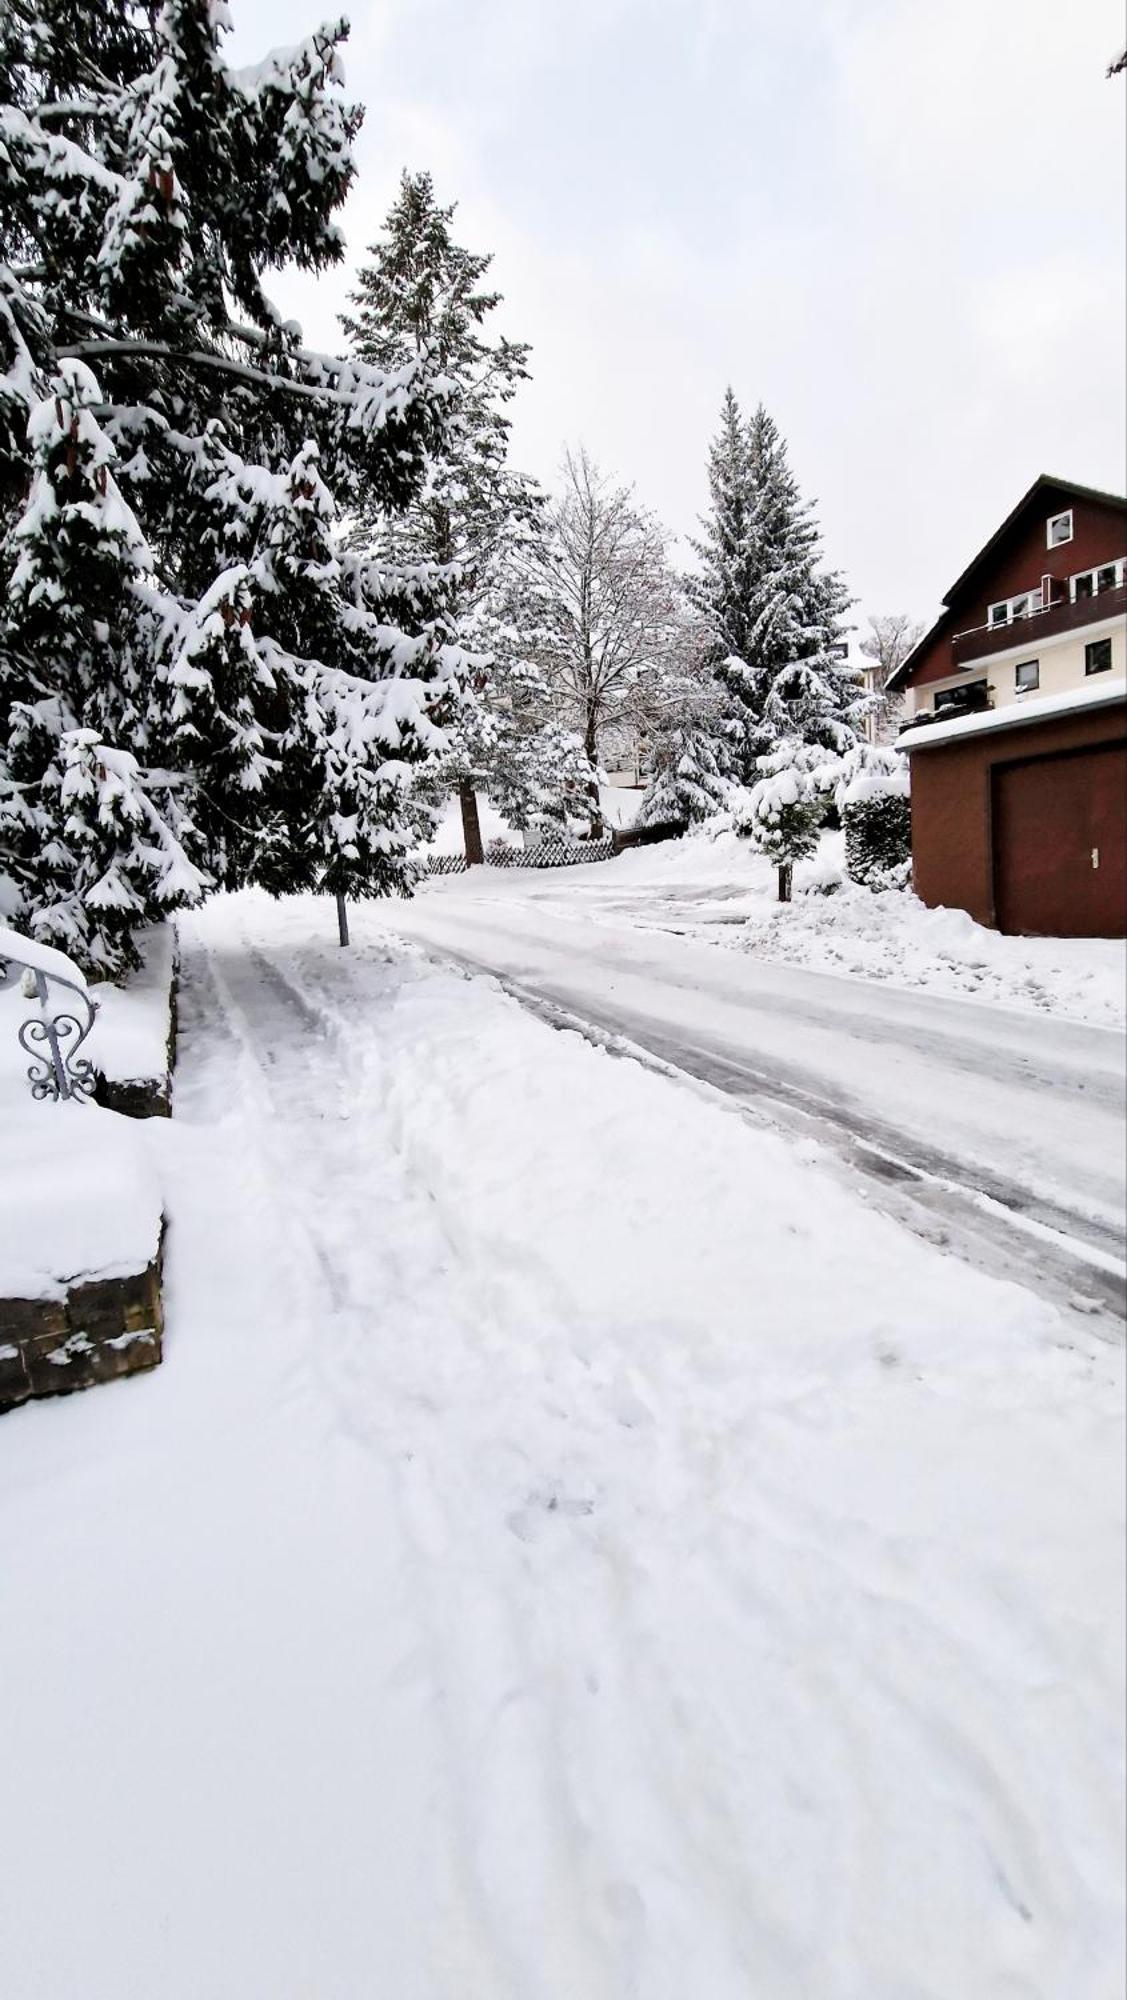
[738,740,827,902]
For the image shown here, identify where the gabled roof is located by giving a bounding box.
[942,474,1126,608]
[887,473,1127,694]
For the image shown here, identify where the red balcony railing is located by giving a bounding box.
[951,583,1127,665]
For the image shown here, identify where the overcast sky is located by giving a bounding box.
[229,0,1126,630]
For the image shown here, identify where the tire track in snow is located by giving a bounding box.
[173,904,1125,1999]
[180,915,672,1998]
[272,931,1119,1995]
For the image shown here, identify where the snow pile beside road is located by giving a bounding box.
[1,889,1121,2000]
[734,878,1127,1027]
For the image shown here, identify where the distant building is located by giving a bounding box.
[889,477,1125,937]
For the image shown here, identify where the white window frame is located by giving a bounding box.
[1085,637,1113,676]
[1014,658,1039,695]
[987,587,1043,627]
[1046,509,1073,548]
[1069,557,1126,602]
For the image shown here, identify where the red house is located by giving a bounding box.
[888,476,1126,937]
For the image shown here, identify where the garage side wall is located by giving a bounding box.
[908,703,1127,934]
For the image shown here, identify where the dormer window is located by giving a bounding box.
[1046,510,1073,548]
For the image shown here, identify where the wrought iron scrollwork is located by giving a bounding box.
[0,937,98,1104]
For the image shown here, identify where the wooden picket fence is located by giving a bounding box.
[417,817,684,880]
[419,836,613,878]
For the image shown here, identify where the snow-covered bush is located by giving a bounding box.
[837,747,911,891]
[801,856,843,896]
[485,837,520,866]
[844,794,911,890]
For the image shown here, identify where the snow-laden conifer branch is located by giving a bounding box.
[0,2,461,968]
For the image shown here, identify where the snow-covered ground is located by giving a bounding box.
[379,864,1126,1314]
[512,826,1126,1029]
[419,815,1126,1028]
[1,889,1123,1999]
[87,922,177,1085]
[0,934,165,1298]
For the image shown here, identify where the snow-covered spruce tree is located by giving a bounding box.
[1,357,205,969]
[439,637,593,837]
[635,716,728,829]
[1,3,458,970]
[691,396,863,781]
[342,170,546,862]
[688,387,759,664]
[635,625,733,828]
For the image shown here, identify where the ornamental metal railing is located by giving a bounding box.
[0,925,97,1103]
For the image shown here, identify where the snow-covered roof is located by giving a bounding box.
[901,677,1126,751]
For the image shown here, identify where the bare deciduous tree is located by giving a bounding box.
[511,448,683,821]
[860,612,925,740]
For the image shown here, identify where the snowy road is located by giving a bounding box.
[383,875,1127,1319]
[1,892,1124,2000]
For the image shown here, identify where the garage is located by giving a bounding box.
[904,681,1127,938]
[992,742,1127,937]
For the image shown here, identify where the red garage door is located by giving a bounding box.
[992,741,1127,937]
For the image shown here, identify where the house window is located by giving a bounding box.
[934,680,989,714]
[1071,558,1126,601]
[1085,638,1112,675]
[987,588,1042,626]
[1015,659,1039,693]
[1046,510,1073,548]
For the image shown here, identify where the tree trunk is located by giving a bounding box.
[583,710,604,836]
[459,780,484,865]
[777,862,793,904]
[335,891,350,946]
